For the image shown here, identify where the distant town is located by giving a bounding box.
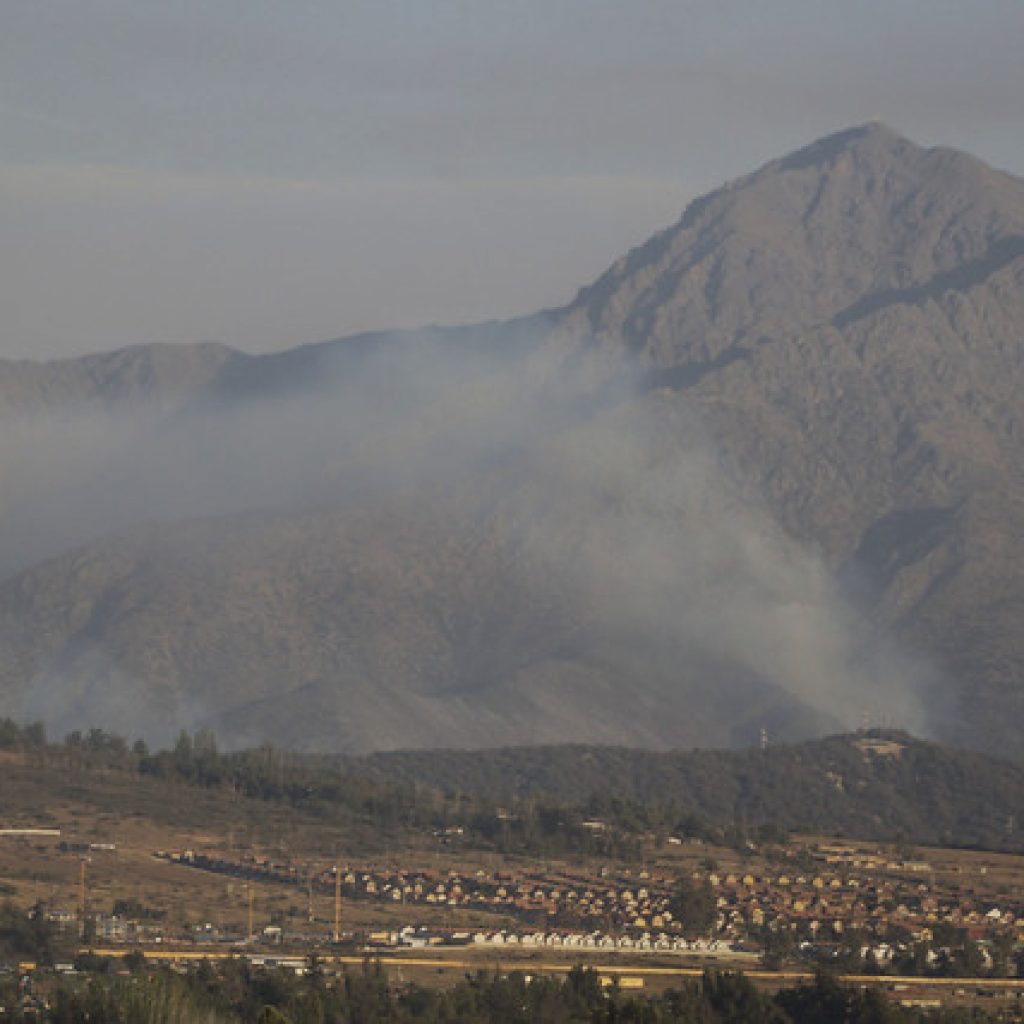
[82,838,1020,973]
[5,828,1019,980]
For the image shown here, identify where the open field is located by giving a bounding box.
[0,751,476,936]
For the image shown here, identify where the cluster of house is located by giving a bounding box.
[151,846,1024,957]
[326,865,687,933]
[704,857,1024,951]
[161,850,692,935]
[366,924,756,959]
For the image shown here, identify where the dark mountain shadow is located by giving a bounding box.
[832,236,1024,329]
[839,505,959,602]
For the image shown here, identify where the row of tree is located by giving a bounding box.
[3,959,1002,1024]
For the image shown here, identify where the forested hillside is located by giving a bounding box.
[4,720,1021,852]
[356,731,1024,849]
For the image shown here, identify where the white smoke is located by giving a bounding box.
[0,329,934,746]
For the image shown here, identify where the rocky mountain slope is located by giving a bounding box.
[1,124,1023,754]
[559,123,1024,752]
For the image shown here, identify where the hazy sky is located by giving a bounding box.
[2,0,1022,360]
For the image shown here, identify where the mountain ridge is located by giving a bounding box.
[349,728,1024,850]
[2,124,1024,755]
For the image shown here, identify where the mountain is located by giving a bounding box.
[0,341,235,417]
[560,123,1024,752]
[1,124,1024,754]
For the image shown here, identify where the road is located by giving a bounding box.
[83,947,1024,993]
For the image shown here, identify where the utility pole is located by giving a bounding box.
[247,883,255,942]
[333,863,341,943]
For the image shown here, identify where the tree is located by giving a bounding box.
[173,730,194,769]
[703,970,788,1024]
[0,902,55,963]
[122,950,146,973]
[256,1004,293,1023]
[22,722,46,747]
[671,875,717,935]
[762,926,797,970]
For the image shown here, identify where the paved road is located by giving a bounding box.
[84,947,1024,991]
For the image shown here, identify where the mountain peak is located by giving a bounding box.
[569,123,1024,362]
[775,121,914,171]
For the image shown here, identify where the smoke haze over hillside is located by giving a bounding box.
[9,122,1024,754]
[0,326,932,745]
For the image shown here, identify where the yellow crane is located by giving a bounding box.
[334,863,341,943]
[78,857,89,938]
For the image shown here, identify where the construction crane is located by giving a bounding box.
[333,863,341,943]
[78,857,89,939]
